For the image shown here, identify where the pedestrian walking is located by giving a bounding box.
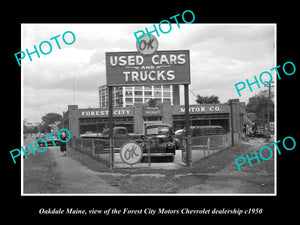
[60,132,67,156]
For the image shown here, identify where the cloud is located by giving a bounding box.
[22,23,275,123]
[177,24,275,105]
[23,87,99,122]
[23,47,107,91]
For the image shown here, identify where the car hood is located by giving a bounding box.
[147,135,169,146]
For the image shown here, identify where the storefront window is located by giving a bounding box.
[144,116,162,122]
[79,118,133,135]
[172,114,229,132]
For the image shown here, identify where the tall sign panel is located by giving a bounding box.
[106,50,190,86]
[105,36,191,169]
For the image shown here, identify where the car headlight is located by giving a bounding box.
[166,143,173,148]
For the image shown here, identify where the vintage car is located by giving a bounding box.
[173,125,227,149]
[37,135,62,147]
[80,126,143,151]
[140,123,176,162]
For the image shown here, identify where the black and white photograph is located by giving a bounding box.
[21,23,276,195]
[4,5,298,220]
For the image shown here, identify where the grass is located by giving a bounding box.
[23,148,61,193]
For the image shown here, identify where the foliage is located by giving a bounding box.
[42,112,62,126]
[195,95,220,104]
[24,113,62,134]
[246,91,274,126]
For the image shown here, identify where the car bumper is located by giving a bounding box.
[142,153,174,157]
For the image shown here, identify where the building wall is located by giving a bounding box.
[63,99,245,144]
[162,103,173,126]
[172,85,180,105]
[99,84,180,108]
[66,105,80,138]
[228,99,243,144]
[133,104,143,134]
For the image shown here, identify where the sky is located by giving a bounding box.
[22,23,275,123]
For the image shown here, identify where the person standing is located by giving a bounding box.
[60,132,67,156]
[243,124,247,137]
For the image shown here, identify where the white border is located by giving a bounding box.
[21,23,24,195]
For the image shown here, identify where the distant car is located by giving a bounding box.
[140,123,176,162]
[173,125,227,149]
[37,135,61,147]
[252,129,268,138]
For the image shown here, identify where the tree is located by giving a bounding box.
[257,88,275,100]
[246,91,274,127]
[196,95,220,104]
[42,112,62,125]
[41,113,62,133]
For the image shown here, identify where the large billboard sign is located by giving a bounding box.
[106,50,190,86]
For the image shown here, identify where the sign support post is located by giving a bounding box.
[108,86,114,169]
[105,36,192,168]
[184,84,192,167]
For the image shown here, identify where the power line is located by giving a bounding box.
[189,88,198,98]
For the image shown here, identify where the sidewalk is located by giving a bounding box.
[50,147,121,193]
[24,146,120,194]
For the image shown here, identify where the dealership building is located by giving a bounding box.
[62,98,247,144]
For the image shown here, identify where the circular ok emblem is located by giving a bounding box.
[136,34,158,55]
[120,141,143,165]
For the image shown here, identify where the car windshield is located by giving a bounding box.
[146,126,169,135]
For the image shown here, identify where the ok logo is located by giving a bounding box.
[138,39,155,50]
